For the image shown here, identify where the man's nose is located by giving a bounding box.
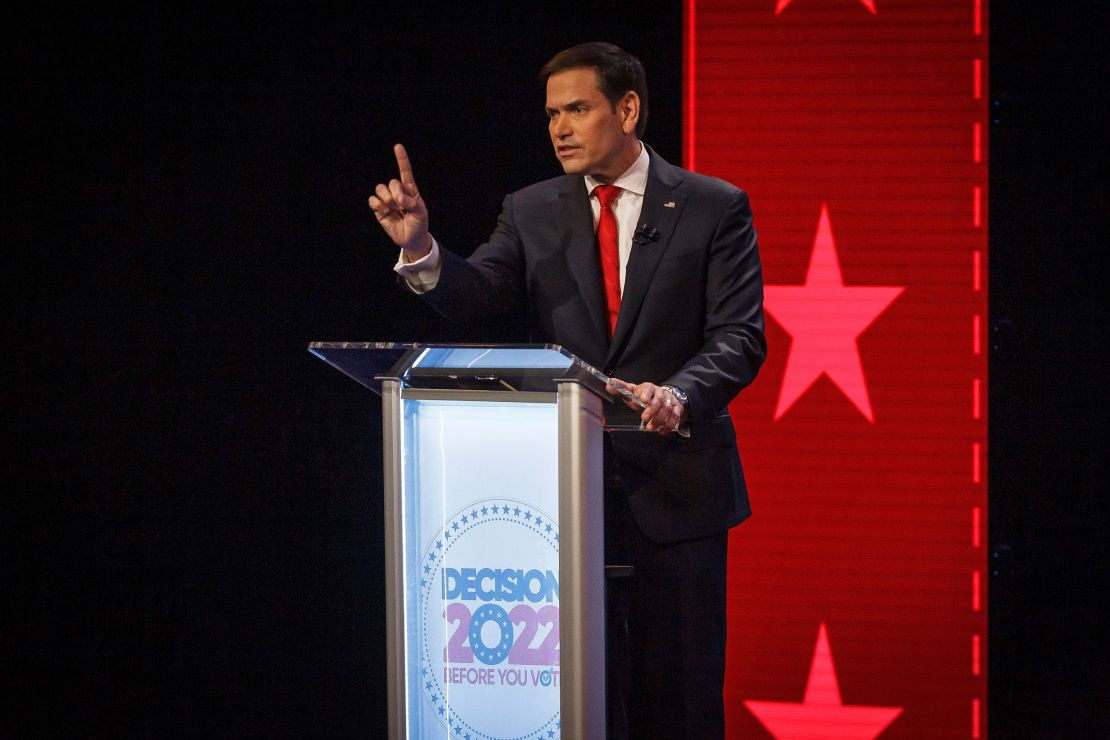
[551,114,572,139]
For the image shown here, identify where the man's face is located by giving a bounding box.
[545,68,635,181]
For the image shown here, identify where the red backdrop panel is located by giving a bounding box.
[685,1,989,737]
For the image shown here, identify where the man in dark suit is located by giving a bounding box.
[370,42,765,738]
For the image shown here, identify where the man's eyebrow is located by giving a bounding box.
[546,99,590,112]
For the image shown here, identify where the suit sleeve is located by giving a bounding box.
[416,193,526,322]
[666,189,766,426]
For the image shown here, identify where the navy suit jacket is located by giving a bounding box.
[420,147,766,543]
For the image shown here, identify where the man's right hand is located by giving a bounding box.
[369,143,432,259]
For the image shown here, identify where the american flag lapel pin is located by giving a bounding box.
[663,201,676,208]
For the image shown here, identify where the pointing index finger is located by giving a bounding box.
[393,143,416,186]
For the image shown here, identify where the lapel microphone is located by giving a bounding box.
[633,223,660,245]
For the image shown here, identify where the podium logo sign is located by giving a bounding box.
[419,497,561,739]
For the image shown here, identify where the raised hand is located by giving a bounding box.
[369,143,432,258]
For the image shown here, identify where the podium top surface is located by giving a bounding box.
[308,342,618,399]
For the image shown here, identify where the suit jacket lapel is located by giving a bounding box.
[552,179,611,353]
[607,151,686,366]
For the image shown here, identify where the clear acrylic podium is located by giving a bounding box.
[309,342,635,740]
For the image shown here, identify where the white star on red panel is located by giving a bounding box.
[775,0,876,15]
[744,624,903,739]
[764,204,902,422]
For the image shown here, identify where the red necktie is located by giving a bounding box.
[594,184,622,336]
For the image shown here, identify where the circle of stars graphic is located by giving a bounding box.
[419,498,561,739]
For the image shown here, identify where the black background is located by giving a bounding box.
[9,1,1106,737]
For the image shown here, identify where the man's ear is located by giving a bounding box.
[619,92,640,135]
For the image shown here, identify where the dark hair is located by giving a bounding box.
[539,42,649,138]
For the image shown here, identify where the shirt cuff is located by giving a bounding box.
[393,237,442,294]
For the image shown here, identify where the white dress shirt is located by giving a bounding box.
[395,143,650,295]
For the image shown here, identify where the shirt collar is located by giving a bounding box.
[585,142,650,198]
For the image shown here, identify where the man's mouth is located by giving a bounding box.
[556,145,580,157]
